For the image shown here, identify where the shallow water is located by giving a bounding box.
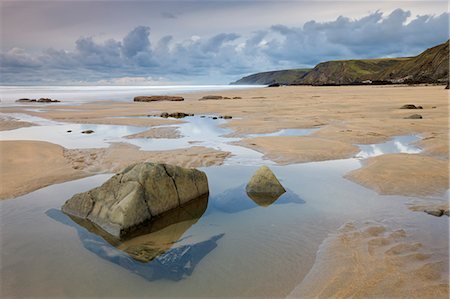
[1,113,422,164]
[0,111,447,297]
[356,135,422,158]
[1,159,448,298]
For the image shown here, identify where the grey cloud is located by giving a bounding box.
[122,26,151,58]
[1,9,448,84]
[161,11,177,19]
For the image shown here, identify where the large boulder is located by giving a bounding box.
[245,166,286,205]
[134,96,184,102]
[62,162,208,237]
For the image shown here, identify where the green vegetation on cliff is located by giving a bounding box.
[231,40,449,85]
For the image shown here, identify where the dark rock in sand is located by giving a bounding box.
[16,98,35,102]
[267,83,281,87]
[223,115,232,119]
[16,98,60,103]
[160,112,193,118]
[37,98,60,103]
[446,82,449,89]
[404,114,423,119]
[400,104,422,109]
[212,117,218,120]
[66,130,72,133]
[199,95,223,100]
[424,209,444,217]
[81,130,95,134]
[233,97,242,99]
[134,96,184,102]
[245,166,286,205]
[62,162,209,238]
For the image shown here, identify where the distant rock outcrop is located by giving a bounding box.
[245,166,286,205]
[134,96,184,102]
[62,162,209,237]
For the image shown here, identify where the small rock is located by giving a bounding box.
[81,130,95,134]
[424,209,444,217]
[199,95,223,100]
[404,114,422,119]
[134,96,184,102]
[16,98,60,103]
[223,115,232,119]
[245,166,286,205]
[267,83,281,87]
[67,130,72,133]
[159,112,193,118]
[212,117,218,120]
[37,98,60,103]
[400,104,421,109]
[233,97,242,99]
[223,97,231,99]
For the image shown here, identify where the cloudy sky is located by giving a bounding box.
[1,1,448,85]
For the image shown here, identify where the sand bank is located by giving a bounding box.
[237,136,359,164]
[0,119,34,131]
[288,221,449,298]
[124,126,181,139]
[346,154,449,197]
[0,141,230,199]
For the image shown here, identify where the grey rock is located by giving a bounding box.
[400,104,421,109]
[81,130,95,134]
[199,95,223,100]
[404,114,422,119]
[134,96,184,102]
[62,162,209,237]
[424,209,444,217]
[160,112,193,118]
[245,166,286,205]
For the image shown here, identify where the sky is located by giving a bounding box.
[0,1,448,85]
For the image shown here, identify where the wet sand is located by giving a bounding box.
[346,153,449,197]
[0,118,33,131]
[0,141,230,199]
[288,221,449,298]
[124,126,182,139]
[237,136,359,164]
[1,85,447,198]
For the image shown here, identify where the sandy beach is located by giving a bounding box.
[1,85,448,199]
[1,85,448,298]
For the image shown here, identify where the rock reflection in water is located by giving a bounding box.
[212,184,305,213]
[46,195,225,281]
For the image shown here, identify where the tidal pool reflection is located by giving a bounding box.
[212,184,305,213]
[46,195,226,281]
